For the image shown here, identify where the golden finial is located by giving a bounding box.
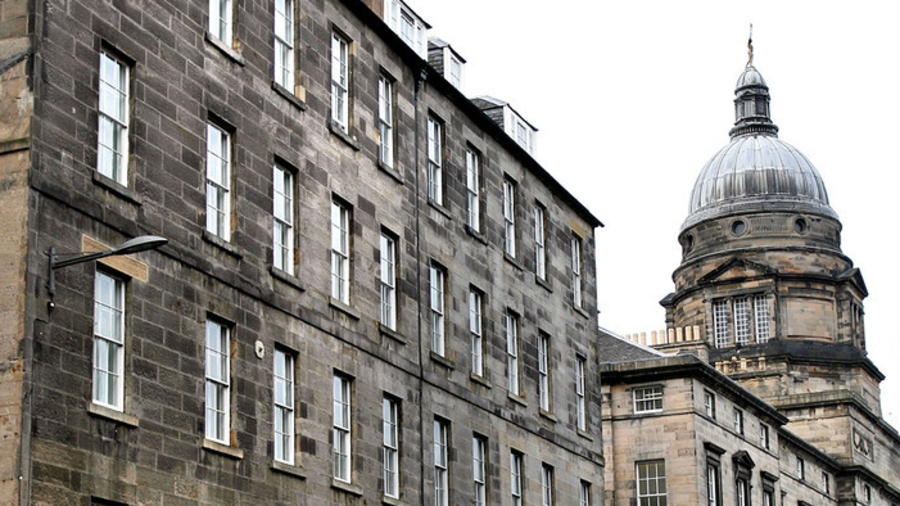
[747,23,754,68]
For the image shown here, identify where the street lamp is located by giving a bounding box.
[47,235,168,309]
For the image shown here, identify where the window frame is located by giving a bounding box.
[427,116,444,205]
[383,396,400,498]
[541,463,554,506]
[472,435,487,506]
[796,456,805,481]
[534,205,547,280]
[510,451,523,506]
[469,288,484,377]
[636,460,667,506]
[205,318,231,444]
[754,294,771,343]
[580,481,591,506]
[273,164,295,274]
[333,374,352,483]
[97,50,130,186]
[378,74,394,168]
[380,232,397,330]
[503,178,517,258]
[733,408,744,435]
[430,263,446,356]
[273,348,295,464]
[760,423,770,450]
[633,386,663,414]
[506,311,519,395]
[707,460,722,506]
[331,200,351,304]
[206,123,232,241]
[576,356,587,431]
[466,148,481,232]
[330,31,350,133]
[538,333,551,412]
[713,299,729,348]
[433,418,449,506]
[208,0,234,43]
[273,0,295,90]
[734,297,750,345]
[92,271,126,411]
[704,390,716,419]
[571,235,583,307]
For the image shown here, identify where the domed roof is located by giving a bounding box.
[682,65,838,230]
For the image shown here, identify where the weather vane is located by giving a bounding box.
[747,23,754,67]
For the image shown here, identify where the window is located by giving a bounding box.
[636,460,667,506]
[633,386,663,414]
[821,472,829,495]
[733,408,744,435]
[380,233,397,330]
[206,124,231,241]
[434,419,449,506]
[273,165,294,274]
[534,206,546,279]
[713,299,728,348]
[386,0,426,57]
[571,235,583,307]
[734,297,750,345]
[510,451,523,506]
[506,312,519,395]
[448,54,462,89]
[469,289,484,376]
[704,390,716,419]
[273,0,294,90]
[503,179,516,257]
[736,478,748,506]
[473,436,486,506]
[796,456,804,480]
[430,264,445,356]
[754,295,770,343]
[580,481,591,506]
[762,490,773,506]
[331,201,350,303]
[576,357,587,431]
[205,319,230,444]
[760,424,769,450]
[707,462,721,506]
[864,484,871,504]
[427,117,443,205]
[97,51,129,185]
[273,348,294,464]
[538,334,550,411]
[209,0,233,43]
[93,272,125,410]
[330,32,349,132]
[333,375,352,482]
[541,464,554,506]
[466,149,480,231]
[378,75,394,167]
[383,397,399,498]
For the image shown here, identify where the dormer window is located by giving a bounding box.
[506,108,535,154]
[386,0,429,58]
[448,54,462,88]
[428,39,466,91]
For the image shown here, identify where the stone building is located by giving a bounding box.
[611,61,900,505]
[0,0,604,505]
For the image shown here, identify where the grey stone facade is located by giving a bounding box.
[0,0,603,505]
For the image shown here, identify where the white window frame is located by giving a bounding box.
[434,419,449,506]
[97,51,129,185]
[380,233,397,330]
[330,32,349,132]
[510,451,523,506]
[273,165,294,274]
[473,436,486,506]
[466,149,480,232]
[571,235,583,307]
[331,201,350,303]
[427,117,443,205]
[796,456,805,480]
[822,472,829,495]
[430,264,445,356]
[734,297,750,345]
[538,334,550,411]
[383,397,400,498]
[93,271,125,411]
[707,462,720,506]
[636,460,667,506]
[534,206,546,279]
[733,408,744,435]
[205,319,230,444]
[541,464,553,506]
[333,375,352,482]
[713,299,729,348]
[704,390,716,419]
[576,356,587,431]
[378,75,394,167]
[754,295,770,343]
[273,348,295,464]
[736,478,749,506]
[209,0,233,43]
[633,386,663,414]
[503,179,516,257]
[273,0,294,90]
[760,423,769,450]
[469,289,483,377]
[447,52,462,89]
[580,481,591,506]
[206,123,231,241]
[506,312,519,395]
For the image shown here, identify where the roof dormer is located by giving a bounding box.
[384,0,430,59]
[428,38,466,91]
[471,96,538,155]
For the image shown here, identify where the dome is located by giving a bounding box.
[681,65,838,230]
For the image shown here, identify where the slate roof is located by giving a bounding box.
[597,327,667,364]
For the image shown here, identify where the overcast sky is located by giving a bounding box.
[412,0,900,427]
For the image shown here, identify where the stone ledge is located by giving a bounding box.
[331,478,363,496]
[272,81,307,111]
[572,303,591,320]
[507,391,527,407]
[428,199,452,219]
[328,122,360,151]
[329,297,360,320]
[577,428,594,442]
[377,160,404,184]
[465,224,487,245]
[379,323,407,344]
[202,438,244,459]
[204,32,245,66]
[503,252,524,271]
[430,351,455,369]
[535,274,552,292]
[92,171,142,206]
[202,230,243,259]
[87,402,139,427]
[271,460,306,479]
[382,495,406,506]
[539,409,558,423]
[469,373,491,389]
[270,266,305,291]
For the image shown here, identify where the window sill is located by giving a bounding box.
[535,274,552,292]
[92,171,142,205]
[430,351,455,369]
[271,460,306,479]
[577,428,594,441]
[503,252,524,271]
[204,32,246,66]
[539,409,558,423]
[272,81,307,111]
[331,478,363,496]
[87,402,139,427]
[427,199,452,219]
[329,297,360,320]
[507,391,527,407]
[270,266,305,291]
[571,304,591,320]
[377,159,404,185]
[203,230,243,259]
[382,495,406,506]
[379,323,407,345]
[465,224,487,245]
[202,438,244,459]
[328,121,360,151]
[469,373,492,389]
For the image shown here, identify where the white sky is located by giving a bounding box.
[412,0,900,427]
